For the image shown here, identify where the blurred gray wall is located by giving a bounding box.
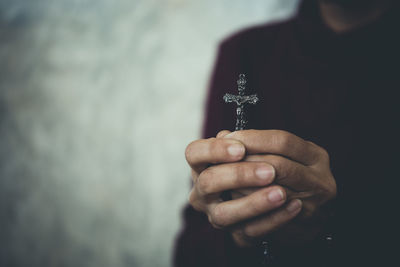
[0,0,299,266]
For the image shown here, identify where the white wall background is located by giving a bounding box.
[0,0,299,266]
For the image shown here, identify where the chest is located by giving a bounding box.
[245,52,399,180]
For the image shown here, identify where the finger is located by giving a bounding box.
[225,130,321,165]
[231,187,258,199]
[216,130,232,138]
[207,186,286,228]
[231,187,300,202]
[196,162,275,194]
[188,187,207,212]
[245,154,318,191]
[185,138,245,173]
[240,199,302,239]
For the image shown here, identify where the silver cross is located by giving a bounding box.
[223,74,259,130]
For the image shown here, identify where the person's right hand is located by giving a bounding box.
[185,131,303,247]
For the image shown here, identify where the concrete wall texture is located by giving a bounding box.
[0,0,299,266]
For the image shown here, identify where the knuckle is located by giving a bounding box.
[188,189,197,206]
[325,179,337,200]
[251,193,270,214]
[230,130,245,140]
[188,190,202,212]
[318,174,337,201]
[243,224,258,239]
[217,130,230,138]
[272,130,293,152]
[318,146,330,162]
[185,140,198,162]
[233,164,247,184]
[207,215,217,228]
[227,130,250,145]
[198,170,214,195]
[207,138,220,162]
[210,206,227,228]
[300,204,317,220]
[200,166,214,180]
[208,217,222,229]
[308,141,330,163]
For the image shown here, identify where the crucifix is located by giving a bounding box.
[223,74,259,130]
[223,74,271,265]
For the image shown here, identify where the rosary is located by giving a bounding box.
[223,74,273,266]
[223,74,259,130]
[223,74,335,266]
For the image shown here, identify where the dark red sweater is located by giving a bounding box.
[174,1,400,266]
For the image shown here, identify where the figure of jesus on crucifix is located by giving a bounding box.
[223,74,259,131]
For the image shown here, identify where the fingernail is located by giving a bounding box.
[227,144,244,157]
[268,189,284,203]
[255,166,275,181]
[286,199,302,213]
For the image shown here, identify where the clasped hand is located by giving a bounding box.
[185,130,336,247]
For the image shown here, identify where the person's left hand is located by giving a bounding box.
[220,130,337,244]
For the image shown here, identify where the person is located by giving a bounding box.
[174,0,399,266]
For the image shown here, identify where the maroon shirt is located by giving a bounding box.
[174,1,400,266]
